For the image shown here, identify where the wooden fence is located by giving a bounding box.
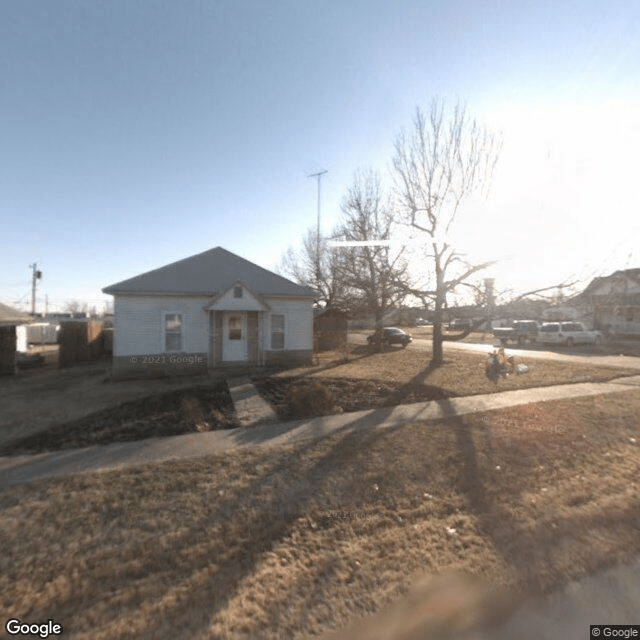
[58,321,106,368]
[0,325,17,375]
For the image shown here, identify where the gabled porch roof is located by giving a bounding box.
[203,281,270,312]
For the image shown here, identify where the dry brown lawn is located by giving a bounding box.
[1,391,639,639]
[282,344,638,396]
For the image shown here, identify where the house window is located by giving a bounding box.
[271,314,285,350]
[234,286,243,298]
[164,313,183,351]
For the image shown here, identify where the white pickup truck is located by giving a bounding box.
[537,321,603,346]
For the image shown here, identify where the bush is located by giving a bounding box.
[287,379,334,417]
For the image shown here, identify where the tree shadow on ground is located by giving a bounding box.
[171,398,498,637]
[300,344,384,377]
[81,405,407,639]
[26,385,638,638]
[384,360,454,405]
[436,393,640,597]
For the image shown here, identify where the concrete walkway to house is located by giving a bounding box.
[227,376,279,426]
[1,374,639,489]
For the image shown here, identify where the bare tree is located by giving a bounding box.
[334,169,409,346]
[279,227,345,308]
[64,300,89,316]
[392,99,501,364]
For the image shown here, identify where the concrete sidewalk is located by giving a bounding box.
[1,375,639,488]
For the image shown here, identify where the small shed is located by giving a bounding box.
[0,303,32,376]
[314,305,348,351]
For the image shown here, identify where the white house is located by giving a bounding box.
[576,268,640,335]
[102,247,317,378]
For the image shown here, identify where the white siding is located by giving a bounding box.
[262,298,313,351]
[113,294,313,358]
[114,295,210,356]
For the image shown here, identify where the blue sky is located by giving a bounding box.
[2,0,639,312]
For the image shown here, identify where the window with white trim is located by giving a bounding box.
[164,313,183,351]
[271,314,285,350]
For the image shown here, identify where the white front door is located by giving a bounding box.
[223,312,247,361]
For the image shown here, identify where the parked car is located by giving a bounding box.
[537,322,603,346]
[474,319,493,331]
[367,327,413,348]
[448,318,472,331]
[415,318,430,326]
[493,320,539,346]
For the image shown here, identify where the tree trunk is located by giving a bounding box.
[431,257,445,365]
[431,299,444,364]
[373,309,384,352]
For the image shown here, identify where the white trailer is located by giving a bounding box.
[25,323,60,345]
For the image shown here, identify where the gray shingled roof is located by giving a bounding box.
[102,247,318,297]
[579,268,640,298]
[0,302,31,325]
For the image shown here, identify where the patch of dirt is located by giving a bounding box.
[0,364,224,449]
[253,376,454,419]
[0,383,239,455]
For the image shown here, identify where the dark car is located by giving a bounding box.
[448,318,472,331]
[367,327,412,348]
[493,320,539,346]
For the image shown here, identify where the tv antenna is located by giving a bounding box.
[308,170,327,278]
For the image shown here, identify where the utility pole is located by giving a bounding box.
[308,170,327,282]
[29,263,42,316]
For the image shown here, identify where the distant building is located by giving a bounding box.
[44,313,74,322]
[574,268,640,335]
